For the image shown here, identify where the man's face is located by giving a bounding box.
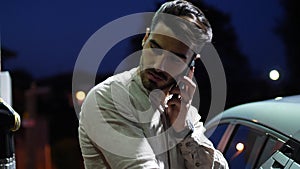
[140,22,195,91]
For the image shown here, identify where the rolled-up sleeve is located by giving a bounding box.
[177,108,229,169]
[178,132,228,169]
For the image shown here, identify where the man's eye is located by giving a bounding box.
[150,44,162,55]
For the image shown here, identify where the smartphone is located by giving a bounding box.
[169,56,196,100]
[178,55,196,90]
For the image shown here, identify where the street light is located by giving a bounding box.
[75,91,86,101]
[269,69,280,81]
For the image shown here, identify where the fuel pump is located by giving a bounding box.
[0,98,20,169]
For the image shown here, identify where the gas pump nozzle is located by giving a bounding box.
[0,98,21,169]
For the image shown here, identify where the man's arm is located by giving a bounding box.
[165,66,228,168]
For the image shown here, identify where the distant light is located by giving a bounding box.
[236,143,245,151]
[275,97,283,101]
[76,91,86,101]
[269,70,280,81]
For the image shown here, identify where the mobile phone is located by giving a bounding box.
[178,54,196,90]
[168,54,197,100]
[169,56,196,100]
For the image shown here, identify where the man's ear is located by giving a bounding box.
[142,27,150,46]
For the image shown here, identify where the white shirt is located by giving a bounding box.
[78,67,228,169]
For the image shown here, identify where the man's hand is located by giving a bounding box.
[165,67,196,132]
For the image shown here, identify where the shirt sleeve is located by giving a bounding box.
[176,107,229,169]
[79,85,160,169]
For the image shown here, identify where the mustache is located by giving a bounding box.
[147,68,168,81]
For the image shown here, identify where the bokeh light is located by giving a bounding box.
[269,69,280,81]
[76,91,86,101]
[236,142,245,151]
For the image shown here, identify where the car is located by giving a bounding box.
[204,95,300,169]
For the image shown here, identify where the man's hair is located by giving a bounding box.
[150,0,212,53]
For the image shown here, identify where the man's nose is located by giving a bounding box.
[153,53,168,71]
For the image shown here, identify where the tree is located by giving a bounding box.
[276,0,300,93]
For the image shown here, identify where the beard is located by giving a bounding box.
[140,68,176,92]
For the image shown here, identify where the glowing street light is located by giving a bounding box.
[269,69,280,81]
[76,91,86,101]
[236,142,245,151]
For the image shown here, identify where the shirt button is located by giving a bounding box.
[195,162,201,167]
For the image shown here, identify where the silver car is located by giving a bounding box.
[204,95,300,169]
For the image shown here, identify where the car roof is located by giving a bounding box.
[206,95,300,142]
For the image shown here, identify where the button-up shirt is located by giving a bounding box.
[78,67,228,169]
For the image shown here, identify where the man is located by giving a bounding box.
[78,0,228,168]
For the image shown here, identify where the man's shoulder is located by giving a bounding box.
[93,67,138,91]
[81,67,140,116]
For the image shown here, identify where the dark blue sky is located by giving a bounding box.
[1,0,285,79]
[203,0,285,76]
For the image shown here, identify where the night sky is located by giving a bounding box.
[1,0,285,80]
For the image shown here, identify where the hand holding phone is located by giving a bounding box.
[169,53,198,102]
[178,58,195,90]
[166,54,199,132]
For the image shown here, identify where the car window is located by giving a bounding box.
[205,123,229,147]
[255,136,284,167]
[259,139,300,168]
[259,140,300,169]
[224,125,266,169]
